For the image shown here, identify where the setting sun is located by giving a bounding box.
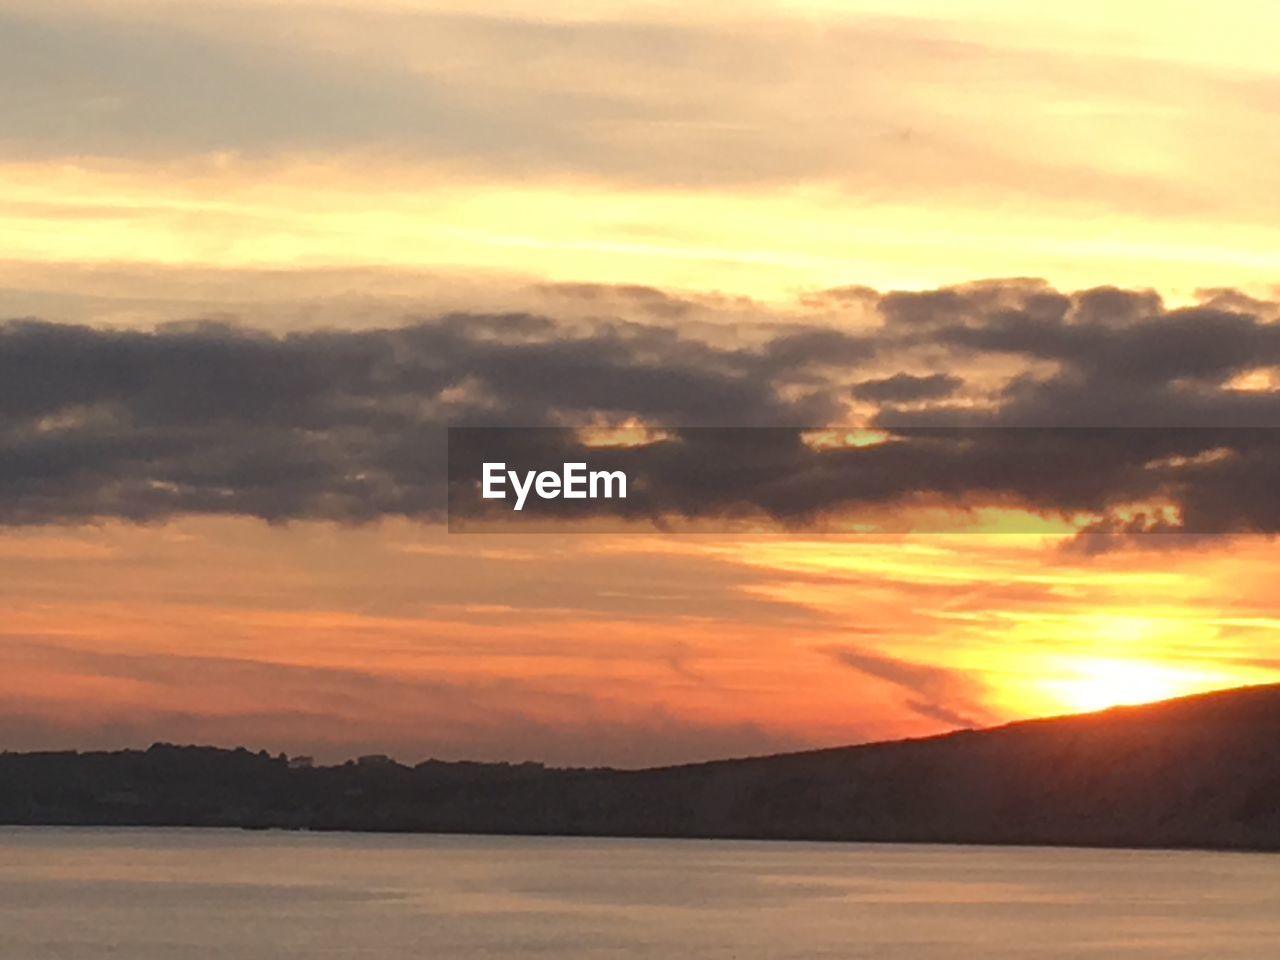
[1042,659,1230,715]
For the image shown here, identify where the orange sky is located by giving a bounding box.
[2,518,1278,765]
[2,0,1279,765]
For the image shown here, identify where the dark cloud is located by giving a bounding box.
[826,646,990,729]
[850,372,963,403]
[878,280,1069,329]
[4,280,1280,534]
[938,307,1280,388]
[1071,286,1161,326]
[0,310,849,525]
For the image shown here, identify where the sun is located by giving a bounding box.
[1043,658,1224,714]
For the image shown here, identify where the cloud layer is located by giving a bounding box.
[4,280,1280,532]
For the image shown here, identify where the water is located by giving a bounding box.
[2,828,1278,959]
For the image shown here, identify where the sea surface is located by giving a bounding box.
[1,827,1278,959]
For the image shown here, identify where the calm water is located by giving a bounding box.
[2,828,1279,959]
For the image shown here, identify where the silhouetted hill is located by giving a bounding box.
[5,684,1280,850]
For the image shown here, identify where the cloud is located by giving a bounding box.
[0,1,1272,223]
[850,372,963,403]
[4,280,1280,534]
[0,309,851,524]
[825,646,991,729]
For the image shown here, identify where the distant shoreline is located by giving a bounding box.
[5,821,1280,858]
[6,684,1280,855]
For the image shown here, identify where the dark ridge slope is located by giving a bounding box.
[4,684,1280,850]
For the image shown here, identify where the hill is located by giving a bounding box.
[5,684,1280,850]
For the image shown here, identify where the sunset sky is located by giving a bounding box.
[3,0,1280,766]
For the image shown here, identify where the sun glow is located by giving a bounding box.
[1041,658,1228,714]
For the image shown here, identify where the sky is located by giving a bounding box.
[2,0,1280,767]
